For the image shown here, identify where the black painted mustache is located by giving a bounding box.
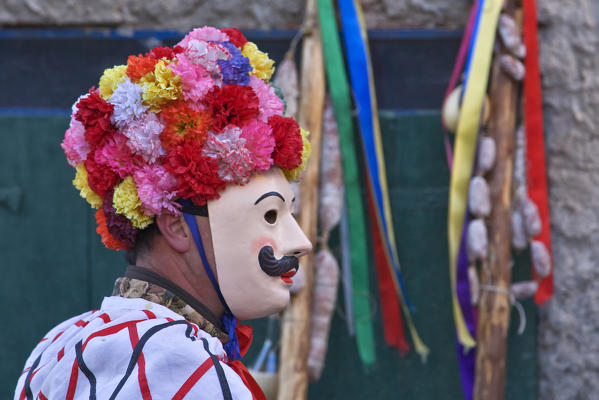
[258,246,299,277]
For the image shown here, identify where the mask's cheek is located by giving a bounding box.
[252,236,278,256]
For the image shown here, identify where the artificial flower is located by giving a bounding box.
[127,54,158,82]
[98,65,128,100]
[242,42,275,82]
[141,60,182,111]
[169,54,216,104]
[94,132,138,178]
[240,120,275,171]
[176,26,230,49]
[103,191,138,248]
[203,84,259,132]
[164,140,226,205]
[84,154,122,198]
[283,128,311,181]
[269,115,303,170]
[183,40,231,75]
[203,127,255,184]
[218,42,252,85]
[95,208,128,250]
[73,163,103,209]
[221,28,248,48]
[122,112,166,164]
[75,90,115,149]
[61,117,90,167]
[109,77,148,129]
[160,101,212,149]
[248,75,285,123]
[133,163,179,215]
[146,46,178,60]
[112,176,154,229]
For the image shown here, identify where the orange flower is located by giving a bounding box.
[95,208,128,251]
[127,54,158,81]
[160,101,212,149]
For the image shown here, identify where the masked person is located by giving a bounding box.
[14,26,312,400]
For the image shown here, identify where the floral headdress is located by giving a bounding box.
[62,26,310,251]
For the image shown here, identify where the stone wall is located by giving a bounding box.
[3,0,597,398]
[0,0,470,30]
[537,1,599,399]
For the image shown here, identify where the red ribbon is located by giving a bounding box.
[366,183,410,354]
[523,0,554,304]
[225,324,267,400]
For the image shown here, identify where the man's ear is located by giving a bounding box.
[155,213,191,253]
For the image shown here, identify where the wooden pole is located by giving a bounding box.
[473,2,520,399]
[277,0,325,398]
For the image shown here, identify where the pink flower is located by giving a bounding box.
[133,163,180,215]
[170,54,217,104]
[241,120,275,171]
[121,112,166,164]
[202,127,255,184]
[61,116,90,167]
[177,26,230,49]
[249,75,285,123]
[94,132,137,178]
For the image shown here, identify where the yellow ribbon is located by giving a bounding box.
[449,0,503,350]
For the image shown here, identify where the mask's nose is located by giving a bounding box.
[282,216,312,258]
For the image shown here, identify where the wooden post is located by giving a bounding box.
[473,2,520,399]
[277,0,325,398]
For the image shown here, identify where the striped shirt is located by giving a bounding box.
[14,296,252,399]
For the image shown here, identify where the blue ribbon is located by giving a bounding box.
[181,201,241,360]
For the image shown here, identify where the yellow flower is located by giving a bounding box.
[98,65,128,100]
[73,163,103,209]
[242,42,275,82]
[284,128,311,181]
[112,176,154,229]
[141,60,182,111]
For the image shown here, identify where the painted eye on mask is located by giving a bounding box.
[264,209,278,224]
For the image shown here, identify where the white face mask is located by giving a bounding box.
[207,167,312,320]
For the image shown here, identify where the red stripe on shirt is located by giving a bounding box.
[142,309,156,319]
[98,313,112,323]
[38,391,48,400]
[51,331,64,343]
[74,319,89,327]
[66,358,79,400]
[57,347,65,361]
[172,358,214,400]
[128,324,152,400]
[81,320,145,351]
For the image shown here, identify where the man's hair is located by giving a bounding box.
[125,223,160,265]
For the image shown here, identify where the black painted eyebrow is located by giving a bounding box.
[254,191,285,205]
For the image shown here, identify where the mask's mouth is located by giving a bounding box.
[258,245,299,278]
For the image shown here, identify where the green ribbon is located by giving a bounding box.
[317,0,376,366]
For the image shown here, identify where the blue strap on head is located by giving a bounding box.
[181,203,241,361]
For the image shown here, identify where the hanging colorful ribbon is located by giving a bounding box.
[522,0,554,304]
[448,0,503,351]
[337,0,429,360]
[317,0,375,365]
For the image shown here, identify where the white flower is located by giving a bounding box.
[109,78,148,129]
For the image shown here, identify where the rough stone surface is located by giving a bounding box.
[0,0,470,30]
[537,1,599,399]
[3,0,598,398]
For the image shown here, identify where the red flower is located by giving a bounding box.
[127,54,158,81]
[164,140,226,205]
[160,101,212,150]
[84,154,122,198]
[146,46,176,60]
[269,115,303,170]
[75,90,115,149]
[221,28,248,48]
[203,85,259,132]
